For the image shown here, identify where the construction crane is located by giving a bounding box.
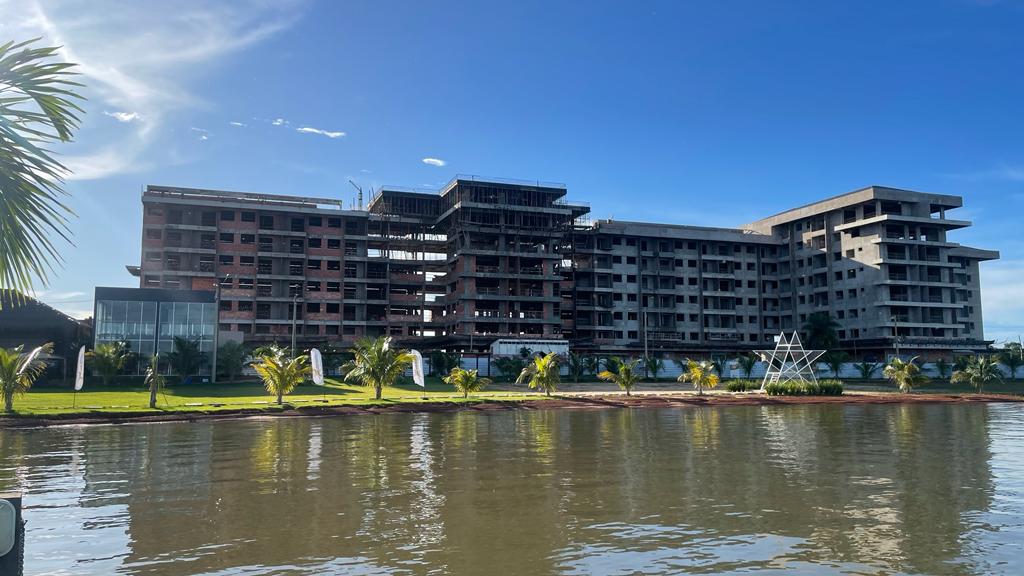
[348,179,364,210]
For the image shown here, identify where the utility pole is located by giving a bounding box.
[643,308,650,359]
[892,315,900,360]
[211,273,230,383]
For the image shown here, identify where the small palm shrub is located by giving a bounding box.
[764,379,843,396]
[443,367,492,398]
[516,352,561,396]
[725,379,760,392]
[816,379,845,395]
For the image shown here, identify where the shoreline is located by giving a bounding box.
[2,391,1022,428]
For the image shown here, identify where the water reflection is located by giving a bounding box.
[0,404,1019,575]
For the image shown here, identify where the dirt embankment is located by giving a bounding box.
[2,392,1021,428]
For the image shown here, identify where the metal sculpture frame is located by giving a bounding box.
[756,332,825,390]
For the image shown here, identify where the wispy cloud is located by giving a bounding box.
[422,157,446,167]
[296,126,345,138]
[103,110,140,123]
[271,118,288,126]
[32,290,86,301]
[3,0,307,180]
[229,121,247,127]
[190,126,211,141]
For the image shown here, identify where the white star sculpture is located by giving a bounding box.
[755,332,825,390]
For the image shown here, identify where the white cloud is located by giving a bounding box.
[229,121,247,127]
[422,157,446,167]
[272,118,287,126]
[189,126,211,141]
[296,126,345,139]
[64,146,150,180]
[103,110,140,123]
[1,0,307,180]
[32,290,86,301]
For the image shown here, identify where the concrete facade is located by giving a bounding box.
[132,179,996,358]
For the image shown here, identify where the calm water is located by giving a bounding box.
[2,404,1024,575]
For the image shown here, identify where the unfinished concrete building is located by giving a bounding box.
[132,178,996,358]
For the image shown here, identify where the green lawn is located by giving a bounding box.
[3,377,541,419]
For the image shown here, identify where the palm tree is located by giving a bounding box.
[217,340,246,381]
[516,352,561,396]
[822,351,849,378]
[710,358,725,380]
[951,355,1004,393]
[87,341,131,385]
[604,356,624,376]
[645,354,664,381]
[0,343,51,411]
[0,39,83,298]
[494,356,526,383]
[166,337,203,380]
[443,367,492,398]
[954,355,970,373]
[429,350,461,376]
[567,352,586,383]
[735,354,757,379]
[216,341,246,382]
[933,358,952,380]
[583,355,600,378]
[251,344,311,404]
[597,358,641,396]
[802,312,840,350]
[883,356,929,393]
[998,347,1023,380]
[678,359,720,396]
[342,336,415,400]
[144,354,165,409]
[855,361,880,380]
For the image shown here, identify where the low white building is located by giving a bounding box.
[489,338,569,357]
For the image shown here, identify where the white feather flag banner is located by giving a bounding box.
[410,350,425,388]
[310,348,325,386]
[75,346,86,391]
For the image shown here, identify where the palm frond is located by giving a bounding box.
[251,344,310,403]
[342,336,414,399]
[0,38,84,299]
[0,341,52,410]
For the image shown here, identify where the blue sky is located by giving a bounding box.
[3,0,1023,342]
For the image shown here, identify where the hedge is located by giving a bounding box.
[764,379,844,396]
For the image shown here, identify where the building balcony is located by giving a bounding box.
[390,293,424,303]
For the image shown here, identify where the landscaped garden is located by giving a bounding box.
[1,324,1021,421]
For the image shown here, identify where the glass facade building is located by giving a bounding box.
[93,287,216,375]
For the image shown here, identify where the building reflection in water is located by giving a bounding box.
[0,403,1004,575]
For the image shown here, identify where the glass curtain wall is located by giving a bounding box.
[94,299,215,375]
